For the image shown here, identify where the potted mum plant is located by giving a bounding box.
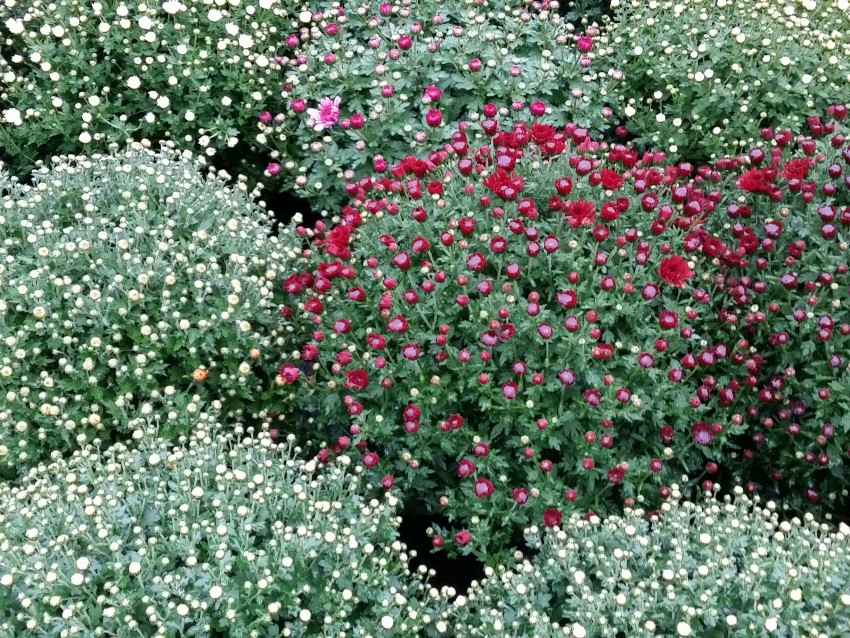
[273,101,748,561]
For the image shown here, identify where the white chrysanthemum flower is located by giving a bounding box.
[238,34,254,49]
[5,18,25,35]
[127,76,141,89]
[207,9,223,22]
[2,108,23,126]
[225,22,239,36]
[162,0,185,14]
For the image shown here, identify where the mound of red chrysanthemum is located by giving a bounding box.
[272,102,850,561]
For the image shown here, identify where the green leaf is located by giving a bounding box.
[835,413,850,435]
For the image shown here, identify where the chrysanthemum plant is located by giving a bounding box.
[600,0,850,163]
[0,142,285,475]
[0,0,294,185]
[0,413,454,637]
[696,104,850,515]
[440,486,850,638]
[259,0,620,213]
[275,102,744,561]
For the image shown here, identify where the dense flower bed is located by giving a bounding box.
[2,0,850,632]
[1,0,617,214]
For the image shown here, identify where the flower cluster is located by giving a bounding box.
[601,0,850,162]
[0,414,453,637]
[698,104,850,513]
[260,0,619,212]
[0,142,285,474]
[440,486,850,637]
[0,0,291,185]
[275,106,742,561]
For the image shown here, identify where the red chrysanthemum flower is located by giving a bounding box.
[779,157,811,181]
[342,368,369,390]
[454,530,471,545]
[543,508,562,528]
[319,224,352,259]
[482,167,524,201]
[530,122,556,144]
[512,487,530,505]
[657,255,694,287]
[691,421,714,446]
[501,381,519,400]
[457,458,476,477]
[473,477,495,498]
[278,363,300,384]
[563,198,597,227]
[366,333,387,350]
[658,310,680,330]
[362,452,379,468]
[472,442,490,457]
[736,167,773,194]
[599,167,624,191]
[387,314,409,333]
[607,466,626,484]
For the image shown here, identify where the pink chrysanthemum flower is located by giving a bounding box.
[305,96,341,131]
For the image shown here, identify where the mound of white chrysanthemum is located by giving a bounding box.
[0,412,451,637]
[0,0,294,183]
[602,0,850,161]
[0,142,287,473]
[439,484,850,637]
